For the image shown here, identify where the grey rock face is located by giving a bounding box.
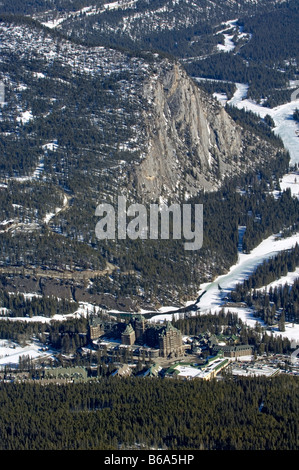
[132,61,280,202]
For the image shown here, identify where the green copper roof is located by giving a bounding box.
[123,324,134,335]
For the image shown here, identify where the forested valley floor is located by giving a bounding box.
[0,375,298,450]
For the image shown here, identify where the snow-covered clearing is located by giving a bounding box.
[42,17,66,29]
[274,172,299,199]
[0,339,54,367]
[16,110,33,124]
[227,82,299,164]
[256,267,299,293]
[216,19,251,53]
[150,230,299,345]
[197,232,299,313]
[0,301,101,367]
[217,34,235,53]
[207,80,299,164]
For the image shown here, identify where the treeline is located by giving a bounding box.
[174,310,291,355]
[264,88,298,109]
[48,317,89,353]
[0,316,89,353]
[248,281,299,328]
[225,105,284,148]
[173,309,242,336]
[233,244,299,294]
[230,245,299,325]
[185,53,289,104]
[0,290,78,318]
[0,375,298,450]
[196,79,236,100]
[241,187,299,253]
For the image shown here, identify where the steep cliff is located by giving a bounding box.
[132,61,282,202]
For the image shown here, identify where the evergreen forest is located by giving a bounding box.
[0,375,298,450]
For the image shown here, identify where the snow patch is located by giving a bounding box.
[16,110,33,124]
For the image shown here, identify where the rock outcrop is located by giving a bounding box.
[132,61,281,202]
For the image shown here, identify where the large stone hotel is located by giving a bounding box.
[121,315,184,358]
